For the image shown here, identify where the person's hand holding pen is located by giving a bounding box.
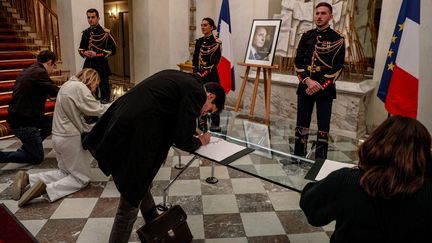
[197,132,211,145]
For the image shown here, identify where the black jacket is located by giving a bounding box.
[83,70,206,207]
[7,63,59,128]
[295,27,345,99]
[78,24,116,76]
[192,34,221,84]
[300,168,432,243]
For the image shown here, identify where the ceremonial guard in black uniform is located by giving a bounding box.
[294,2,345,159]
[193,17,222,132]
[79,8,116,103]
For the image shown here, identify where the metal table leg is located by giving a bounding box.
[173,148,184,169]
[160,155,198,209]
[205,160,218,184]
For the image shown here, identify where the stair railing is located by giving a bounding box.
[9,0,61,60]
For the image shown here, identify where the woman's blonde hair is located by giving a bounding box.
[75,68,100,91]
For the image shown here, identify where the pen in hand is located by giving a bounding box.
[197,132,211,145]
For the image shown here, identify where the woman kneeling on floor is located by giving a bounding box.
[12,68,110,207]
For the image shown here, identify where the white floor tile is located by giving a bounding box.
[187,214,204,239]
[230,155,254,165]
[254,164,288,177]
[199,166,230,180]
[205,238,248,243]
[1,163,32,170]
[202,194,239,214]
[0,139,18,149]
[231,178,266,194]
[76,218,114,243]
[268,192,301,211]
[42,139,53,148]
[154,167,171,181]
[168,179,201,196]
[101,181,120,198]
[0,182,10,193]
[45,149,57,158]
[0,200,19,214]
[51,198,98,219]
[20,219,47,236]
[322,220,336,232]
[288,232,330,243]
[240,212,285,236]
[90,168,110,182]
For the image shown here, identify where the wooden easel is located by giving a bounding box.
[234,62,279,125]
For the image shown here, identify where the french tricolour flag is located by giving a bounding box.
[217,0,235,93]
[377,0,419,118]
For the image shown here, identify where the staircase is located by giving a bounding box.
[0,0,66,139]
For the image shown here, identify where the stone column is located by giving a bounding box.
[418,0,432,131]
[57,0,104,74]
[128,0,189,84]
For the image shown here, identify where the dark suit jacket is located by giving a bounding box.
[83,70,205,206]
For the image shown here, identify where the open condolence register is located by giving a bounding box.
[193,137,254,165]
[305,159,356,181]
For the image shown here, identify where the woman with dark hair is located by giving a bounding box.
[300,115,432,242]
[193,17,222,132]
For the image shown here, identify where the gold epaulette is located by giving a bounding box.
[335,29,345,38]
[103,27,111,33]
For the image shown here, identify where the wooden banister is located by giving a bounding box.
[8,0,61,60]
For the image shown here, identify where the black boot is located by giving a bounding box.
[315,131,329,159]
[294,127,309,157]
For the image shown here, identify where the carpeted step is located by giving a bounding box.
[0,106,8,121]
[0,59,35,70]
[0,100,55,122]
[0,17,17,24]
[0,29,15,35]
[0,29,28,36]
[0,91,12,106]
[0,22,21,30]
[0,51,34,60]
[0,80,14,92]
[0,70,20,81]
[0,35,28,43]
[0,43,28,51]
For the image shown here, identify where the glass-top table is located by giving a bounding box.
[206,110,361,192]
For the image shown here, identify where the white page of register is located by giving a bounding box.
[315,159,355,181]
[194,137,247,162]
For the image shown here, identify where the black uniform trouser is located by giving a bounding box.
[294,95,333,159]
[97,71,110,102]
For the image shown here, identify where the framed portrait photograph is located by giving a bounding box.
[244,19,282,66]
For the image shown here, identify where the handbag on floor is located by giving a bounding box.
[136,205,193,243]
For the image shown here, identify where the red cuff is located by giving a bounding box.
[321,79,332,89]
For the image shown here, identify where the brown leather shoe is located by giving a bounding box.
[18,180,46,207]
[11,170,29,200]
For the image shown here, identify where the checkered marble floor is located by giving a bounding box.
[0,136,336,243]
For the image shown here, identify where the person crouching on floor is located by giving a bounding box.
[13,68,110,207]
